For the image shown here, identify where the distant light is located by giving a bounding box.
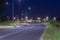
[43,18,46,21]
[25,16,28,22]
[46,16,48,19]
[28,7,31,10]
[21,13,24,16]
[37,17,41,22]
[21,18,23,20]
[19,0,21,2]
[26,16,28,19]
[46,16,49,20]
[5,2,8,5]
[13,17,16,20]
[37,17,40,20]
[19,0,21,1]
[53,17,56,20]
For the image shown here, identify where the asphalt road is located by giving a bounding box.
[0,23,47,40]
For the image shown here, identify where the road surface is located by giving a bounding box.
[0,23,47,40]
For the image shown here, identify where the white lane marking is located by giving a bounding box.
[0,27,33,38]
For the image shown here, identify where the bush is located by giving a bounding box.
[49,21,60,27]
[56,24,60,28]
[49,21,56,27]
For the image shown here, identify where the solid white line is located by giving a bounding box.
[0,27,33,38]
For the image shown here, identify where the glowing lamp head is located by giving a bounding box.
[5,2,8,5]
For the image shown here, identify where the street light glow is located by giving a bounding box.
[19,0,21,1]
[46,16,49,20]
[46,16,48,19]
[26,16,28,19]
[13,17,16,20]
[26,16,28,18]
[43,18,46,21]
[25,16,28,22]
[53,17,56,20]
[18,0,21,2]
[5,2,8,5]
[37,17,40,20]
[28,7,31,10]
[21,18,23,21]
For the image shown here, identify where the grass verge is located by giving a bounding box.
[43,21,60,40]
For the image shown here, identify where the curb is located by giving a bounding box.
[40,25,48,40]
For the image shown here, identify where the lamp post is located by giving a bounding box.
[5,2,10,21]
[12,0,14,20]
[25,11,27,21]
[5,1,14,21]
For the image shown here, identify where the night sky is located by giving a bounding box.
[1,0,60,18]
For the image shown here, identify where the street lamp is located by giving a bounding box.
[12,0,14,20]
[6,1,14,21]
[24,6,31,21]
[5,2,10,20]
